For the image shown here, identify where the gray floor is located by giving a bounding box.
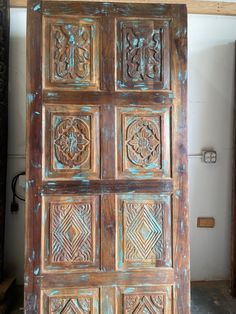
[191,281,236,313]
[9,281,236,313]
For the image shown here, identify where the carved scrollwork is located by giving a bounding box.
[124,26,162,82]
[52,24,91,82]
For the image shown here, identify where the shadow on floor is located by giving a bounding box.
[191,281,236,314]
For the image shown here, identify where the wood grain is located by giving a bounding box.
[26,2,189,313]
[10,0,236,16]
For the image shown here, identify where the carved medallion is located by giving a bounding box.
[124,294,164,314]
[124,201,164,261]
[50,297,91,314]
[54,117,90,168]
[126,118,161,168]
[50,202,93,263]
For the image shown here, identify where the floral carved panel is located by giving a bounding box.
[43,104,100,180]
[44,17,100,90]
[126,118,161,169]
[54,117,90,169]
[42,195,100,272]
[117,107,171,179]
[117,19,170,90]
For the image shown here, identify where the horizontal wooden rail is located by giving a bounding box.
[9,0,236,16]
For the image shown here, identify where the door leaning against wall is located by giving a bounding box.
[25,1,189,313]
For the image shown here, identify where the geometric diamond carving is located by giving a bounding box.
[50,297,92,314]
[50,202,92,263]
[124,294,165,314]
[124,201,164,261]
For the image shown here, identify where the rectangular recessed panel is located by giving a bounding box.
[117,285,172,314]
[43,16,100,90]
[116,194,172,270]
[41,195,100,272]
[116,106,171,179]
[116,18,170,91]
[43,104,100,180]
[41,287,99,313]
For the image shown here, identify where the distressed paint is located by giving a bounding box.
[26,2,189,313]
[117,18,170,91]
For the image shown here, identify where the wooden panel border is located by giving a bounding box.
[11,0,236,16]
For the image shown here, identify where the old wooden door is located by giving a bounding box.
[25,1,189,313]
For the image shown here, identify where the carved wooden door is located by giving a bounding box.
[25,1,189,313]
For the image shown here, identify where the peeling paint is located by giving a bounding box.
[33,3,40,11]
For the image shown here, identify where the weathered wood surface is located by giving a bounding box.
[10,0,236,16]
[0,0,9,282]
[25,1,189,313]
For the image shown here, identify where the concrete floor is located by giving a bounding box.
[9,281,236,313]
[191,281,236,313]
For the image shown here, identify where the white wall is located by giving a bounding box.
[4,8,26,284]
[188,14,236,280]
[3,9,236,284]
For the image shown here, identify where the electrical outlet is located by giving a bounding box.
[18,175,26,190]
[202,150,217,164]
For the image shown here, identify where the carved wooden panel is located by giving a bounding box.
[43,104,100,180]
[26,2,189,313]
[41,195,100,272]
[117,194,172,270]
[43,16,100,90]
[117,106,171,179]
[41,287,99,313]
[118,286,172,314]
[116,19,170,91]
